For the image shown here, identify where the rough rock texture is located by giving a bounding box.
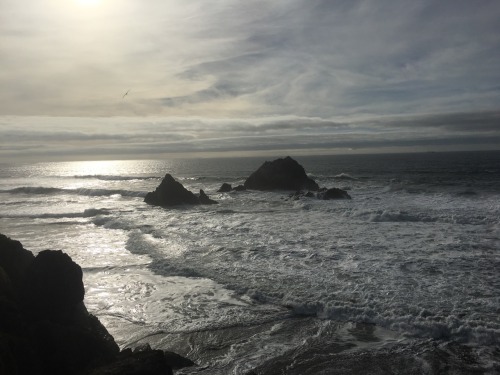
[0,233,193,375]
[144,174,199,206]
[244,156,319,191]
[22,250,84,322]
[217,183,232,192]
[198,189,218,205]
[144,174,217,207]
[0,234,34,297]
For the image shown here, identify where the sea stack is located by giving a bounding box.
[144,174,217,206]
[244,156,319,191]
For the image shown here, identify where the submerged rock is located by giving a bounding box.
[244,156,319,191]
[318,187,351,200]
[289,188,351,201]
[217,183,247,193]
[144,174,217,206]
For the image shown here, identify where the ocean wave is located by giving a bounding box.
[334,173,358,181]
[367,210,437,223]
[345,209,436,223]
[285,301,500,346]
[92,216,133,230]
[0,208,111,219]
[348,209,494,225]
[2,186,147,198]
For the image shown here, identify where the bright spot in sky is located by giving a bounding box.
[75,0,101,6]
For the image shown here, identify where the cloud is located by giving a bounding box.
[1,110,498,161]
[2,0,500,118]
[0,1,499,159]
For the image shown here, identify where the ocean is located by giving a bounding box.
[1,151,499,374]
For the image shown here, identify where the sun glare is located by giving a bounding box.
[75,0,101,6]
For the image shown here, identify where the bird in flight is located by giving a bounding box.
[122,89,130,99]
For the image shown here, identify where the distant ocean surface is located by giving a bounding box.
[1,151,499,374]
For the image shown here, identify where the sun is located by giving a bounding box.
[75,0,101,6]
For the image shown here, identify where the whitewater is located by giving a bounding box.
[1,152,499,374]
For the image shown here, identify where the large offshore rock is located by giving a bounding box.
[144,174,217,206]
[244,156,319,191]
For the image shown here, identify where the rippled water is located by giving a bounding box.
[1,152,499,374]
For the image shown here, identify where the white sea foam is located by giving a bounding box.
[2,186,147,197]
[334,172,358,180]
[2,153,499,373]
[0,208,111,219]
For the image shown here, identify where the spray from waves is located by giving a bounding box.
[308,172,360,181]
[0,208,111,219]
[341,208,495,225]
[1,186,147,198]
[283,300,500,346]
[334,173,358,180]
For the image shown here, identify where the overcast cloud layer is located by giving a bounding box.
[1,0,499,160]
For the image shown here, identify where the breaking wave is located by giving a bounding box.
[0,208,111,219]
[2,186,147,197]
[334,173,358,180]
[285,301,500,346]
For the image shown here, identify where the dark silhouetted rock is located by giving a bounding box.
[32,317,119,375]
[1,233,193,375]
[218,183,232,192]
[89,349,175,375]
[244,156,319,191]
[164,351,196,370]
[217,183,246,193]
[145,174,218,206]
[144,174,200,206]
[289,188,351,201]
[198,189,218,205]
[0,234,34,297]
[22,250,84,322]
[318,187,351,200]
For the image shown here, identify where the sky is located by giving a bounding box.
[1,0,500,161]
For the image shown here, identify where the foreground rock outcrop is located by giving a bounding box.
[0,233,194,375]
[244,156,320,191]
[144,174,217,206]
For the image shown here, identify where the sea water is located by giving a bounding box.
[1,152,499,374]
